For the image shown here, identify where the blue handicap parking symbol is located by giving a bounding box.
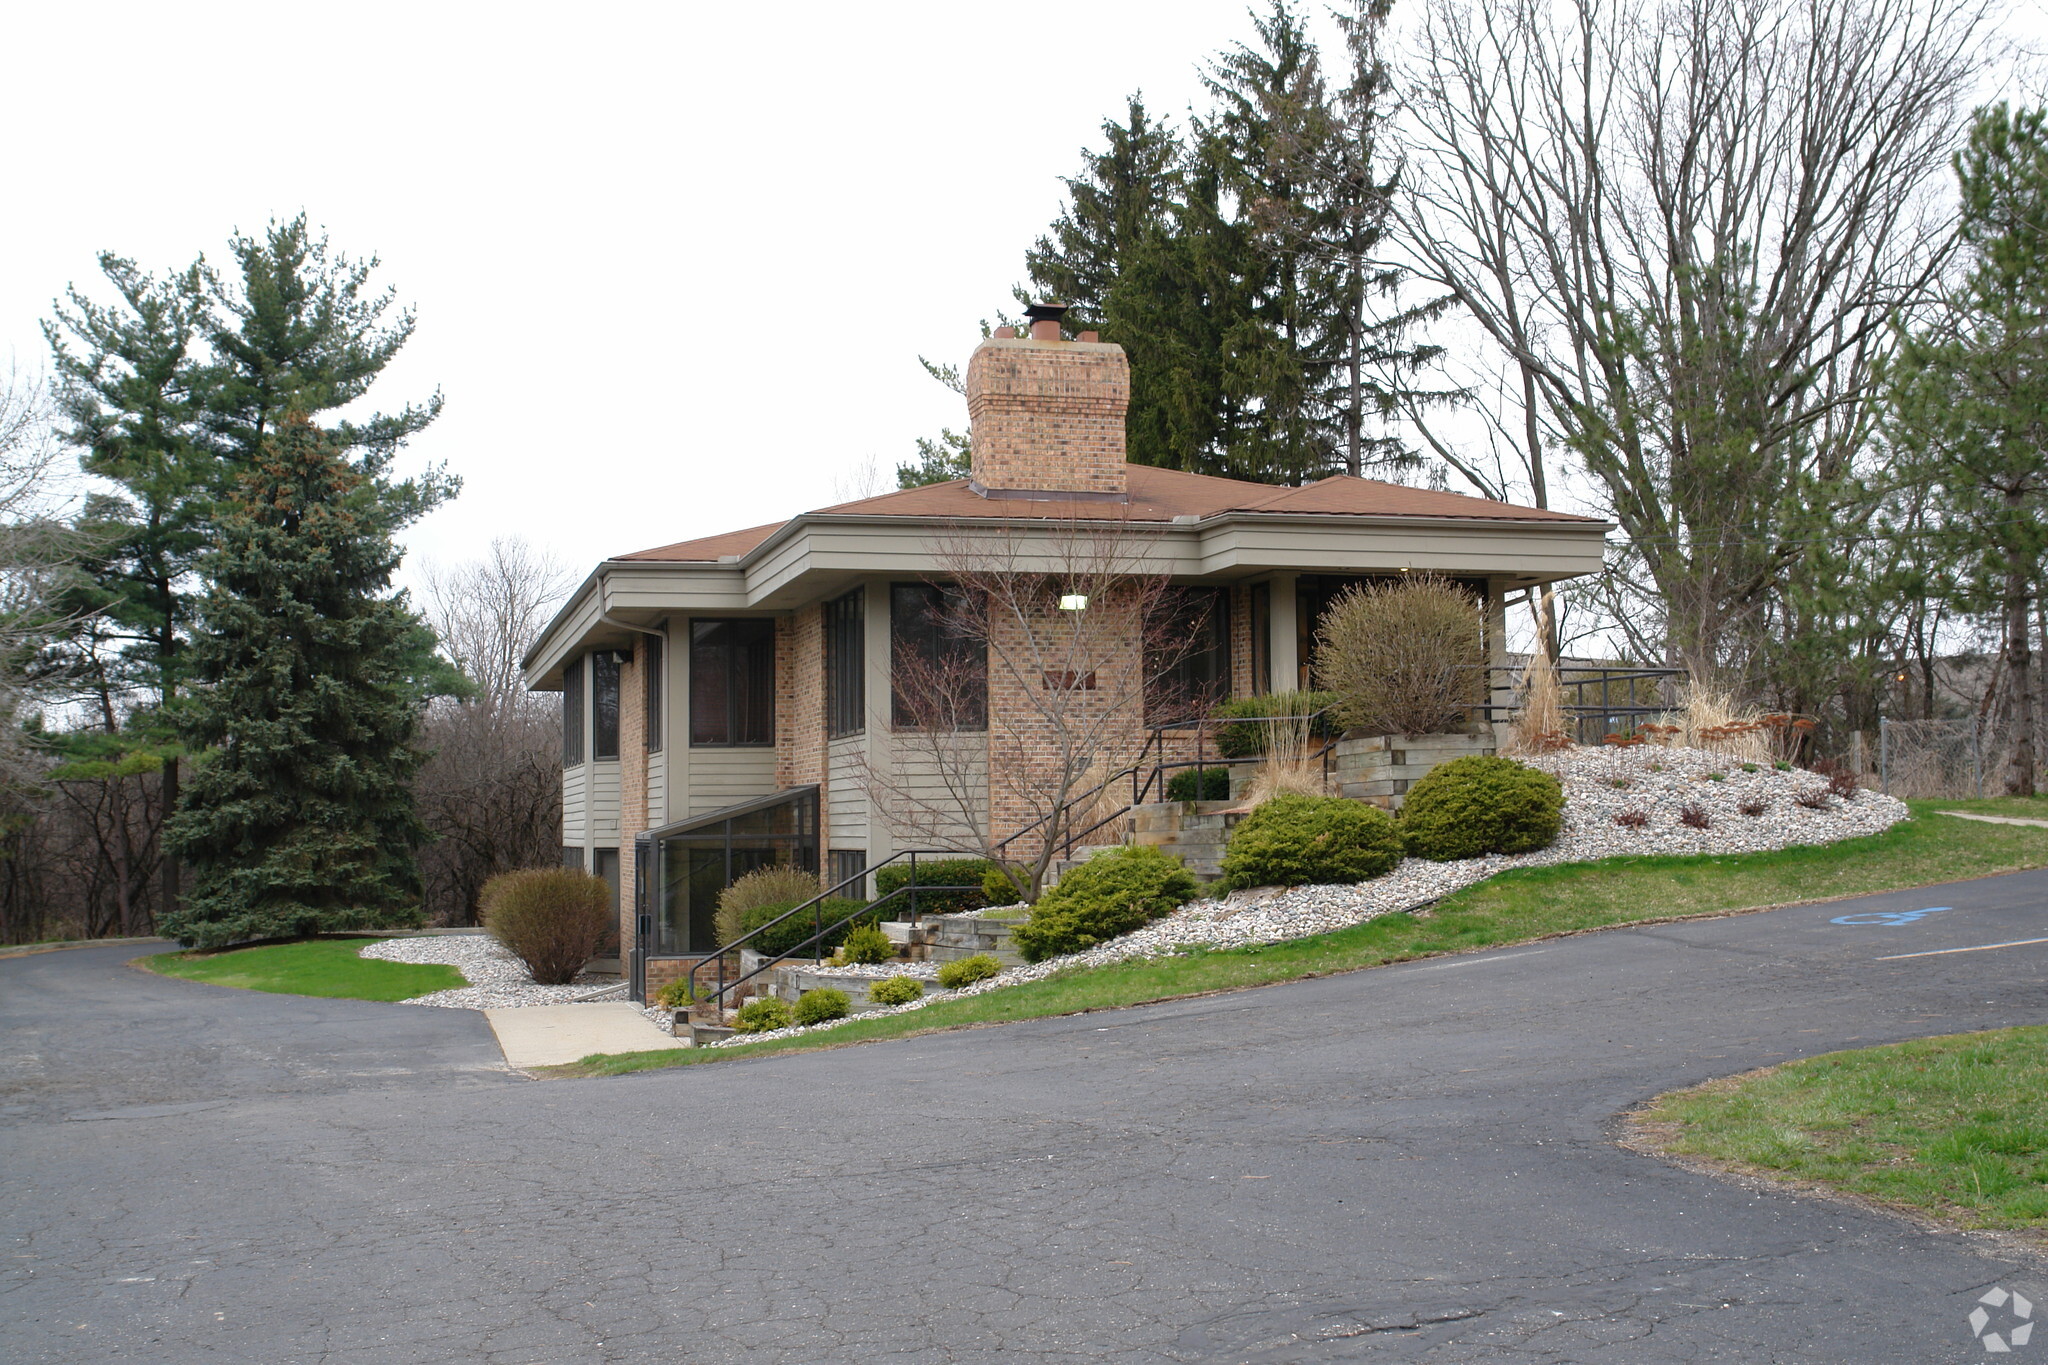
[1831,906,1955,926]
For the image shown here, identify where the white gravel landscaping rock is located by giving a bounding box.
[359,935,618,1010]
[707,747,1907,1048]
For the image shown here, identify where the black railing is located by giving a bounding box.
[1474,664,1683,745]
[683,847,971,1013]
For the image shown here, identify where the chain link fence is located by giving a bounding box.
[1878,716,2007,798]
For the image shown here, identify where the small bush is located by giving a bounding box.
[1678,803,1711,829]
[1774,760,1793,771]
[793,987,851,1026]
[1740,762,1760,773]
[1606,777,1633,789]
[735,896,872,958]
[1210,691,1341,758]
[1220,793,1405,889]
[868,975,925,1006]
[1739,799,1768,817]
[716,866,822,947]
[980,865,1025,907]
[1399,756,1564,861]
[1314,577,1485,736]
[1613,810,1649,828]
[653,978,695,1010]
[1011,846,1200,962]
[874,859,996,916]
[936,953,1004,988]
[840,924,895,965]
[1166,766,1232,802]
[480,868,613,985]
[1795,789,1833,810]
[732,996,794,1033]
[1706,772,1727,782]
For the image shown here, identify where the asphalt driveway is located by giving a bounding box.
[5,871,2047,1363]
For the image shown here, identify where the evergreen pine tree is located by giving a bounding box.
[1025,96,1184,332]
[161,413,438,947]
[1889,104,2048,795]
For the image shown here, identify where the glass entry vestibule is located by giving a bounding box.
[638,787,819,956]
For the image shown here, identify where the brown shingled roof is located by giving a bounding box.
[614,466,1594,563]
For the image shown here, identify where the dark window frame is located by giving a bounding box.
[689,617,777,748]
[824,588,865,739]
[563,655,586,766]
[889,582,987,731]
[1145,586,1231,725]
[592,650,622,760]
[644,630,664,753]
[1250,583,1272,695]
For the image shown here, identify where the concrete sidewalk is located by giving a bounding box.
[483,1002,679,1068]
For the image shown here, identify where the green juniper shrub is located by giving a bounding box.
[794,987,852,1026]
[1010,845,1200,963]
[1211,691,1341,759]
[1400,755,1564,861]
[653,977,695,1010]
[935,953,1004,988]
[980,865,1026,907]
[840,924,896,965]
[735,896,873,958]
[1166,766,1233,802]
[732,996,794,1033]
[867,975,925,1006]
[873,859,996,916]
[480,868,613,985]
[1218,793,1404,890]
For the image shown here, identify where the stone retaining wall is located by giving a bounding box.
[1332,732,1494,811]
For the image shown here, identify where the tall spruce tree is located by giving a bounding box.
[1890,104,2048,795]
[162,413,438,947]
[1025,95,1184,333]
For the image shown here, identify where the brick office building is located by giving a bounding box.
[523,308,1608,997]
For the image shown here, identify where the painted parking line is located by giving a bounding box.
[1876,937,2048,962]
[1832,906,1956,926]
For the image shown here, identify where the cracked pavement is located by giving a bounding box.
[5,869,2048,1363]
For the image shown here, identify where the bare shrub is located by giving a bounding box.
[1315,576,1485,736]
[481,867,611,985]
[1795,790,1833,810]
[1738,800,1768,817]
[1613,810,1649,828]
[714,866,822,948]
[1677,804,1712,830]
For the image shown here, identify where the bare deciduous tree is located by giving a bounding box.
[1403,0,1995,683]
[861,518,1195,899]
[413,538,571,924]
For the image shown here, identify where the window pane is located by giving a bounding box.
[563,657,585,765]
[825,589,864,738]
[690,620,732,746]
[891,582,986,730]
[1147,588,1230,724]
[734,619,776,745]
[562,845,584,870]
[593,651,621,760]
[1251,583,1271,695]
[645,632,664,752]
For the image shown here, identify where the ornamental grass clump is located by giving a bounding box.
[868,975,925,1006]
[839,924,895,965]
[1011,846,1200,963]
[1220,793,1405,889]
[715,866,823,947]
[1399,755,1563,861]
[936,953,1004,988]
[480,867,613,985]
[733,996,794,1033]
[1314,576,1486,737]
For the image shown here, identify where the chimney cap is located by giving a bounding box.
[1023,302,1070,325]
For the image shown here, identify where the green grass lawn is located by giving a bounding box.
[141,936,466,1002]
[1925,793,2048,822]
[556,799,2048,1077]
[1639,1026,2048,1234]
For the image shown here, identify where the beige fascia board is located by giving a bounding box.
[521,561,752,689]
[1188,512,1610,582]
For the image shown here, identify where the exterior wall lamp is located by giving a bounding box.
[1058,594,1089,611]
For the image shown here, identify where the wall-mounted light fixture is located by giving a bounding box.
[1059,594,1089,611]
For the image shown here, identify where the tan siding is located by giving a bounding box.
[589,760,621,842]
[561,764,588,844]
[688,747,778,816]
[826,736,868,848]
[647,749,667,827]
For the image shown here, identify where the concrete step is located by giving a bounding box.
[762,963,932,1012]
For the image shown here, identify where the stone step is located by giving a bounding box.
[763,963,932,1012]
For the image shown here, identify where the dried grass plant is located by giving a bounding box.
[1638,680,1811,763]
[1241,712,1330,806]
[1506,649,1571,754]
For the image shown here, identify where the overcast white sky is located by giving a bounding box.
[2,0,1358,597]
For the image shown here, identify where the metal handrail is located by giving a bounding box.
[683,846,976,1012]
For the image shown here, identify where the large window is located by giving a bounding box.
[1295,575,1487,690]
[563,656,585,766]
[650,789,818,954]
[593,651,621,760]
[690,618,776,747]
[644,630,664,753]
[891,583,986,730]
[1146,587,1230,724]
[1250,583,1271,695]
[824,589,864,738]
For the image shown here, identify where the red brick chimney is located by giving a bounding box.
[965,303,1130,501]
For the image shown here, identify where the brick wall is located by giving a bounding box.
[1229,585,1254,700]
[965,338,1130,497]
[775,607,827,848]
